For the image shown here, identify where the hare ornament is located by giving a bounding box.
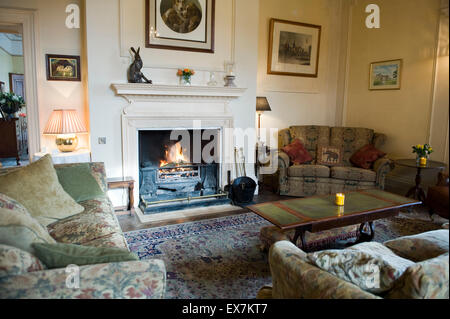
[128,47,152,84]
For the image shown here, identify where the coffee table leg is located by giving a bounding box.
[292,228,307,251]
[355,221,374,243]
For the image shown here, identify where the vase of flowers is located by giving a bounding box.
[0,92,25,120]
[412,144,433,165]
[177,68,195,86]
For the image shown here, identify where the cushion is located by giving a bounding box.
[0,193,56,254]
[384,229,449,262]
[0,244,46,277]
[387,253,449,299]
[316,145,343,166]
[288,164,330,178]
[307,241,414,293]
[330,127,375,166]
[281,139,313,165]
[55,163,105,202]
[330,166,377,182]
[0,154,84,226]
[350,144,386,169]
[31,242,138,269]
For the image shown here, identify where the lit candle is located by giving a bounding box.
[419,157,427,166]
[335,193,345,206]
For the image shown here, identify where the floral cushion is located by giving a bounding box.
[47,196,122,246]
[0,193,56,254]
[307,242,414,293]
[384,229,449,262]
[0,244,46,277]
[82,232,129,250]
[387,253,449,299]
[0,260,166,299]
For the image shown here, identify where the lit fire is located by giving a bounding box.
[159,142,189,167]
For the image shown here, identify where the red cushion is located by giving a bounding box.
[350,144,386,169]
[282,139,313,165]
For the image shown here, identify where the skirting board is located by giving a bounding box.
[135,204,243,224]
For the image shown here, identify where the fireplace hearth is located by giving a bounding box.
[138,129,229,214]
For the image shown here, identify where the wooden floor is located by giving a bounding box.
[118,187,290,232]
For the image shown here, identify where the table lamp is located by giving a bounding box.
[43,109,87,152]
[256,97,271,139]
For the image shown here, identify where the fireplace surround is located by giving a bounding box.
[112,83,246,221]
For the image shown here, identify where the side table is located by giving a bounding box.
[394,159,446,202]
[107,176,135,216]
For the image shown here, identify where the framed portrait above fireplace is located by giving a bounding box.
[145,0,215,53]
[267,18,321,77]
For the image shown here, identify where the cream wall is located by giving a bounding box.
[0,0,89,153]
[257,0,347,133]
[344,0,446,163]
[85,0,260,206]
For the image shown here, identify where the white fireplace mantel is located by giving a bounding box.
[111,83,247,103]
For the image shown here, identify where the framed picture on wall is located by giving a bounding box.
[267,18,321,77]
[369,59,402,90]
[145,0,215,53]
[45,54,81,81]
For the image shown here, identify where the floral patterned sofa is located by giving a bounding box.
[0,162,166,299]
[278,126,394,197]
[257,229,449,299]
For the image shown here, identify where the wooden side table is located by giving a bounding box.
[107,176,135,215]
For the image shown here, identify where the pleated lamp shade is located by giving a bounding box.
[43,109,87,135]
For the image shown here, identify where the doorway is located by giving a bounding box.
[0,8,41,168]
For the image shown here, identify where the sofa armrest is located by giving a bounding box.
[373,157,395,189]
[268,241,379,299]
[0,259,166,299]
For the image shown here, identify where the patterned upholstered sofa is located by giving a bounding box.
[278,126,394,197]
[0,163,166,299]
[257,229,449,299]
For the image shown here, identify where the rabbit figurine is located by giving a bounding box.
[128,47,152,84]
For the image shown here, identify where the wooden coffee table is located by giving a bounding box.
[247,189,421,250]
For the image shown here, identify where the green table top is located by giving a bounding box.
[248,189,421,229]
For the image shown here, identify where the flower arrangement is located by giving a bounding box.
[412,144,433,159]
[0,92,25,120]
[177,68,195,85]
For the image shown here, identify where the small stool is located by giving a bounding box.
[107,176,135,215]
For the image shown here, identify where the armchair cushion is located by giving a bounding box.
[330,167,376,182]
[384,229,449,262]
[281,139,313,165]
[350,144,386,169]
[0,244,46,277]
[307,242,414,293]
[288,165,330,178]
[387,253,449,299]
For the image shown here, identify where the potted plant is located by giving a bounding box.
[177,68,195,86]
[0,92,25,120]
[412,144,433,165]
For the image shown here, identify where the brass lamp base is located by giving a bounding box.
[55,135,78,152]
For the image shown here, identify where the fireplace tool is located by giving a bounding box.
[228,148,256,205]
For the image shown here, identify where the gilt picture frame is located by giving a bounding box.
[369,59,402,90]
[268,18,321,77]
[45,54,81,81]
[145,0,215,53]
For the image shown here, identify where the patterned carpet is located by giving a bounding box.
[124,208,446,299]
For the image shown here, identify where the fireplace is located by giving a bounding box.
[138,129,229,214]
[112,83,247,222]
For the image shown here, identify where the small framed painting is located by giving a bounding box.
[145,0,215,53]
[369,59,402,90]
[46,54,81,81]
[268,18,321,77]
